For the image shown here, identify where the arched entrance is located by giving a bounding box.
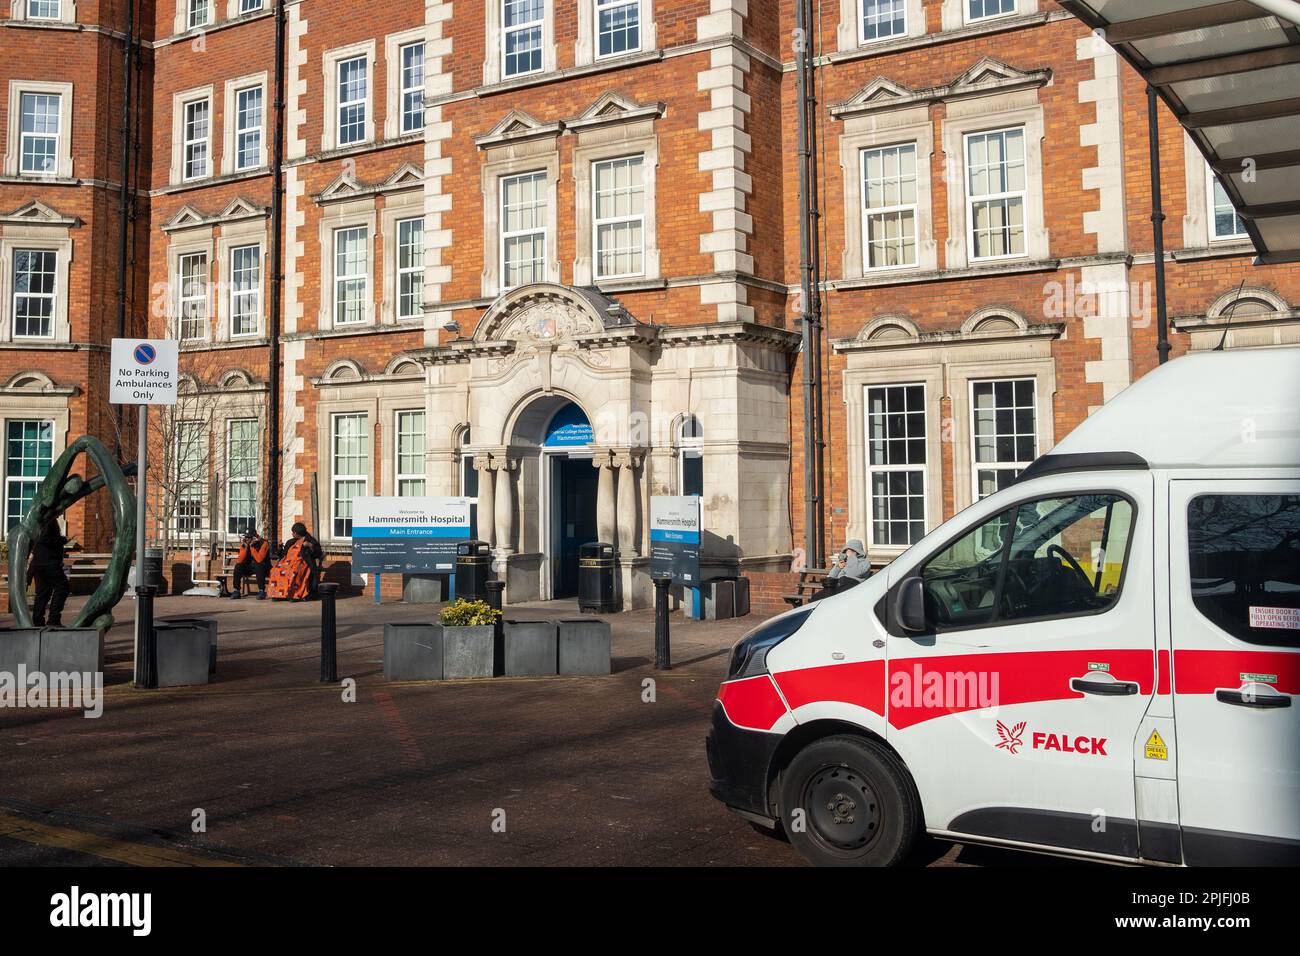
[508,396,597,599]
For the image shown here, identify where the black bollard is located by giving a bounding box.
[134,584,158,689]
[653,576,671,670]
[484,579,504,611]
[319,582,339,683]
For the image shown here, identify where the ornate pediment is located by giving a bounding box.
[832,60,1049,119]
[0,199,80,228]
[162,198,266,232]
[475,109,565,149]
[474,284,637,345]
[831,77,924,118]
[948,57,1051,96]
[566,92,665,131]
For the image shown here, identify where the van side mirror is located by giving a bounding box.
[896,577,928,634]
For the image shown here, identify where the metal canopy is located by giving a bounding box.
[1061,0,1300,263]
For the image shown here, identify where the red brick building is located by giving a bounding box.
[3,0,1298,609]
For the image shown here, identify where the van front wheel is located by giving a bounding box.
[780,735,919,867]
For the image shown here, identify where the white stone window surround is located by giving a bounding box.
[4,80,74,180]
[215,217,267,342]
[479,138,560,297]
[941,91,1048,271]
[169,85,214,186]
[941,0,1036,31]
[837,0,924,53]
[0,230,73,344]
[328,410,369,541]
[317,196,378,330]
[9,0,77,26]
[0,393,69,531]
[572,116,661,287]
[577,0,656,66]
[384,29,427,140]
[963,126,1028,262]
[165,228,216,342]
[221,72,268,176]
[379,186,425,324]
[834,312,1059,552]
[321,40,377,153]
[484,0,556,86]
[837,105,937,278]
[1181,135,1255,251]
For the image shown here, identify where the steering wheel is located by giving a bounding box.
[999,564,1030,618]
[1047,544,1093,589]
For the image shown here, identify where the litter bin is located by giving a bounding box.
[455,540,491,602]
[577,542,617,614]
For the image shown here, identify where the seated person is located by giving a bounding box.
[230,526,272,600]
[815,538,871,599]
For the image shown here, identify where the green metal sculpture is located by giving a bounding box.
[7,436,136,632]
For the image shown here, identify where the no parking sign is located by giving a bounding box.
[110,338,179,405]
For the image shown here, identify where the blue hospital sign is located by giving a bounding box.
[350,497,473,573]
[650,495,702,585]
[543,402,594,447]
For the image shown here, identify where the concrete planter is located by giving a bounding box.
[384,623,444,681]
[161,618,218,674]
[0,627,41,677]
[442,625,495,679]
[39,628,103,675]
[402,575,443,604]
[555,619,611,676]
[503,620,558,677]
[153,621,211,688]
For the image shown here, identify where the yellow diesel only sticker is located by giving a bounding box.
[1144,730,1168,761]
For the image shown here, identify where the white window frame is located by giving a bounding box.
[964,126,1027,263]
[181,96,211,181]
[864,382,928,550]
[395,409,426,497]
[225,418,259,536]
[3,418,54,531]
[330,412,369,540]
[966,0,1016,23]
[500,170,548,291]
[399,41,425,134]
[321,42,375,151]
[503,0,546,79]
[229,242,262,338]
[336,55,368,148]
[25,0,63,21]
[859,0,906,44]
[969,377,1037,501]
[237,0,263,13]
[333,225,370,326]
[396,217,424,321]
[174,419,207,536]
[595,0,642,60]
[233,83,264,171]
[860,143,918,271]
[177,251,209,341]
[11,248,58,340]
[186,0,212,31]
[1207,167,1249,242]
[17,91,61,177]
[676,414,703,497]
[592,155,646,281]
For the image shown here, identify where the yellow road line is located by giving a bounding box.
[0,811,241,867]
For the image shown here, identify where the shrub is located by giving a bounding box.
[439,598,502,627]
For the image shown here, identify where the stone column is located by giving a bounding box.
[593,451,617,548]
[614,450,642,558]
[494,458,516,553]
[475,456,495,547]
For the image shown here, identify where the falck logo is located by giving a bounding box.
[995,720,1027,755]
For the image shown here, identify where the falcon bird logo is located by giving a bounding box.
[995,720,1027,755]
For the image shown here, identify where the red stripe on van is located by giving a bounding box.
[1157,649,1171,696]
[887,649,1156,729]
[772,660,887,716]
[716,675,788,732]
[1172,649,1300,695]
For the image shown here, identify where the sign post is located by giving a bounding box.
[109,338,178,686]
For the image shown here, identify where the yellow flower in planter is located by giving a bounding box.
[439,598,502,627]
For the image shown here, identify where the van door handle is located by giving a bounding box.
[1216,689,1292,709]
[1070,676,1139,696]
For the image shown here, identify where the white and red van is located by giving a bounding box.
[707,347,1300,866]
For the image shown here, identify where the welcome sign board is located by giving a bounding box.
[350,497,473,574]
[650,495,701,585]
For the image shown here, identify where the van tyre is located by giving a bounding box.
[780,735,919,867]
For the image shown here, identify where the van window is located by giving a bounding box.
[921,493,1133,630]
[1187,494,1300,648]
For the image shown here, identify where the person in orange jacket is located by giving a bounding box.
[231,526,272,599]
